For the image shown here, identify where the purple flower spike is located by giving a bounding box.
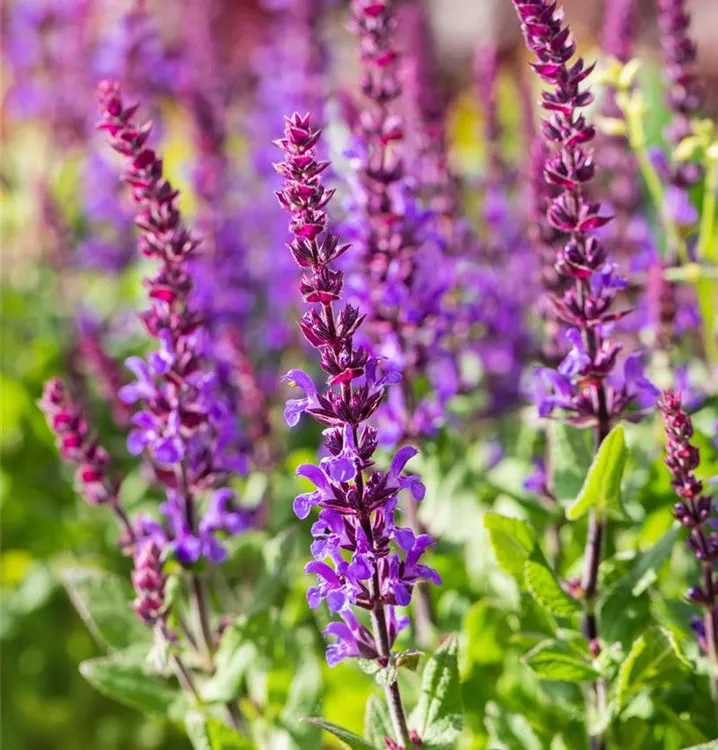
[512,0,654,432]
[275,109,439,712]
[659,392,718,661]
[96,82,250,574]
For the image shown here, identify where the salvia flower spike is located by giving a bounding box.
[658,391,718,697]
[275,112,440,748]
[96,81,251,570]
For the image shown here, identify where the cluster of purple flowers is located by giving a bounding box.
[346,0,456,443]
[511,0,659,434]
[274,113,440,680]
[96,81,250,568]
[658,392,718,667]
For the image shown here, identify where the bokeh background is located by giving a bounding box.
[1,1,717,749]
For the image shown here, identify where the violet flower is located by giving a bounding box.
[347,0,455,441]
[658,392,718,689]
[511,0,658,430]
[97,81,250,567]
[275,113,439,747]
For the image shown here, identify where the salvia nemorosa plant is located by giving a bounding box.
[511,0,659,745]
[275,112,439,748]
[12,1,718,748]
[659,391,718,700]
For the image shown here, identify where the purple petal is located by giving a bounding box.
[296,464,331,492]
[389,446,419,479]
[282,369,317,398]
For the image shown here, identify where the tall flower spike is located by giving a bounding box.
[38,378,133,538]
[97,81,250,568]
[348,0,454,441]
[658,391,718,699]
[275,113,440,749]
[510,4,659,748]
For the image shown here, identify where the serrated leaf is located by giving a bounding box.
[483,513,536,579]
[410,634,462,748]
[250,528,296,615]
[80,654,181,717]
[524,557,581,616]
[364,694,393,747]
[523,640,599,682]
[61,567,151,650]
[548,422,594,503]
[566,426,628,521]
[301,718,376,749]
[616,625,690,709]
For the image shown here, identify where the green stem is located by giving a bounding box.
[621,94,687,263]
[696,157,718,374]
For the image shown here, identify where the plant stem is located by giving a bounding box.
[696,156,718,373]
[367,563,413,749]
[190,574,215,671]
[620,92,686,263]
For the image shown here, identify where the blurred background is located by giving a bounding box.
[1,1,717,749]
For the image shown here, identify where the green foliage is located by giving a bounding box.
[61,567,151,651]
[522,640,600,682]
[615,626,690,710]
[483,513,536,579]
[79,653,182,718]
[185,712,253,750]
[548,422,594,504]
[410,635,462,748]
[364,695,393,747]
[524,555,581,616]
[301,718,376,749]
[566,426,628,521]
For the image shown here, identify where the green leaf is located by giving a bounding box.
[80,654,181,717]
[61,567,151,650]
[612,526,681,597]
[678,743,718,750]
[364,694,393,747]
[301,718,376,749]
[280,644,322,749]
[207,719,254,749]
[548,422,594,503]
[185,712,253,750]
[250,528,296,615]
[483,513,536,579]
[616,625,690,709]
[566,426,628,521]
[410,634,463,748]
[524,556,581,617]
[523,640,599,682]
[463,599,513,667]
[202,615,265,703]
